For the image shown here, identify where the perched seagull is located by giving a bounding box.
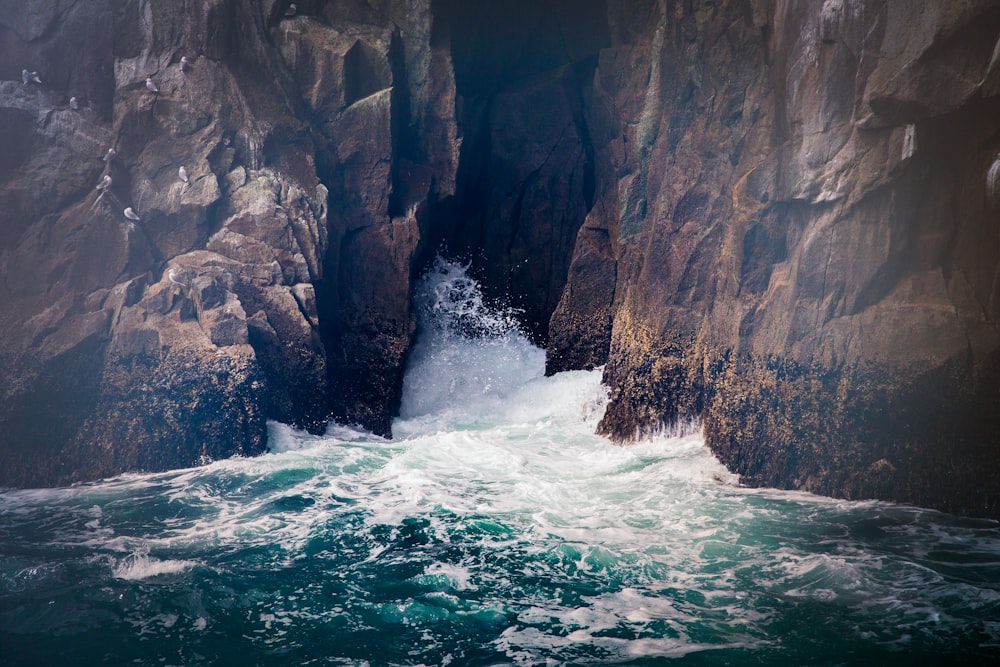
[29,71,41,84]
[96,174,112,190]
[21,69,30,85]
[180,56,191,71]
[178,165,189,183]
[285,3,297,17]
[145,77,159,93]
[69,96,79,110]
[167,268,187,287]
[123,207,140,221]
[103,147,117,162]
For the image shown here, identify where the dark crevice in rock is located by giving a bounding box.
[569,57,599,213]
[343,39,392,108]
[386,29,413,218]
[421,0,609,344]
[3,0,1000,521]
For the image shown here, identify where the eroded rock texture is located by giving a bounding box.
[2,0,999,518]
[0,0,435,484]
[550,0,1000,517]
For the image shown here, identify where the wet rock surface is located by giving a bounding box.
[554,0,1000,517]
[0,0,383,483]
[1,0,999,517]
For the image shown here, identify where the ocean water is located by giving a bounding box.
[2,259,1000,665]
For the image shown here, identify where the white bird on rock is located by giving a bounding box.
[96,174,112,190]
[167,268,187,287]
[21,69,41,85]
[180,56,190,71]
[285,3,297,17]
[123,207,140,221]
[145,77,159,93]
[69,96,79,110]
[103,147,116,162]
[178,165,189,183]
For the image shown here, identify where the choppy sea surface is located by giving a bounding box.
[2,259,999,665]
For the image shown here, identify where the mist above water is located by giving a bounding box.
[398,256,546,426]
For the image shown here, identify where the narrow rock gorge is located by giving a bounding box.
[1,0,998,518]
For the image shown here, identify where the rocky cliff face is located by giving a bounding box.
[2,0,998,517]
[552,0,1000,517]
[0,0,396,484]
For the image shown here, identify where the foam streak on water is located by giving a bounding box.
[2,258,999,665]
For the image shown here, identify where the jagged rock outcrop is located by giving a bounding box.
[2,0,999,519]
[550,0,1000,517]
[0,0,436,484]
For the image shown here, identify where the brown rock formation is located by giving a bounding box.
[2,0,999,520]
[0,0,436,483]
[551,0,1000,517]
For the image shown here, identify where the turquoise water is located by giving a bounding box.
[2,260,999,665]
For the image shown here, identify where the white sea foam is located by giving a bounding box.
[113,545,195,580]
[4,257,999,662]
[398,257,545,424]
